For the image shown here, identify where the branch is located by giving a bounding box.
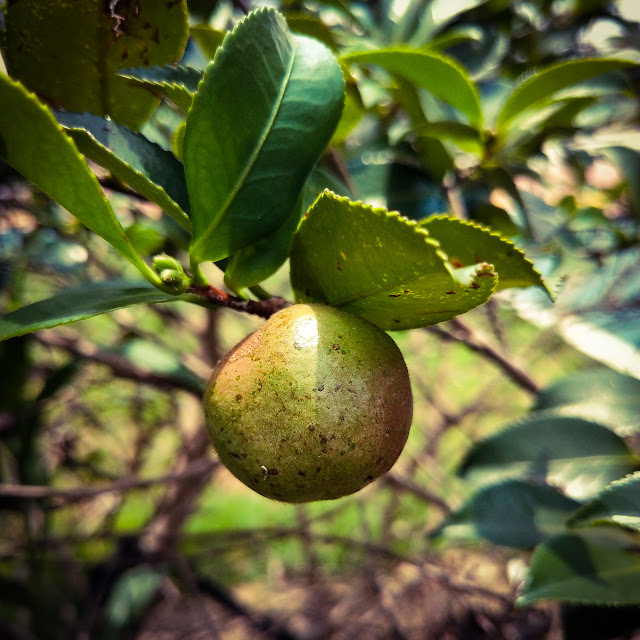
[187,283,291,319]
[33,332,205,395]
[428,320,540,395]
[0,458,218,508]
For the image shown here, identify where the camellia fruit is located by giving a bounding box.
[203,303,413,502]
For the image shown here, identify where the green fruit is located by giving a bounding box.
[203,303,413,502]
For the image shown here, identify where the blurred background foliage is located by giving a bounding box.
[1,0,639,638]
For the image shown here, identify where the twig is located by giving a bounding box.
[0,458,218,507]
[33,331,205,396]
[427,321,540,395]
[383,474,451,515]
[187,283,291,319]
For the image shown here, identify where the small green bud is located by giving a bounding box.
[153,253,185,276]
[159,268,188,293]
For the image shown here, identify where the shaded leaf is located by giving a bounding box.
[567,473,640,532]
[118,65,203,113]
[55,111,191,232]
[2,0,189,128]
[497,59,637,134]
[341,48,482,127]
[534,369,640,434]
[435,479,580,548]
[184,8,345,264]
[421,215,551,297]
[459,415,637,500]
[0,282,177,341]
[0,74,158,284]
[518,529,640,606]
[290,191,497,331]
[410,120,484,154]
[190,24,226,61]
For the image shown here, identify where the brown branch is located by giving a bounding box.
[427,320,540,395]
[383,473,451,515]
[0,458,218,508]
[187,283,291,319]
[33,332,204,395]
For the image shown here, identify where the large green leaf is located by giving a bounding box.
[55,111,191,232]
[518,529,640,606]
[1,0,189,129]
[420,215,551,297]
[223,167,349,292]
[118,65,203,113]
[534,369,640,435]
[0,283,177,342]
[496,59,637,135]
[341,48,482,127]
[0,73,160,287]
[459,415,637,500]
[184,8,345,264]
[567,473,640,532]
[434,479,581,548]
[290,191,497,330]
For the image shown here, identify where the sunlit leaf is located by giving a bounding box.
[341,48,482,127]
[2,0,189,128]
[290,191,497,330]
[496,59,637,135]
[184,8,345,264]
[420,215,551,297]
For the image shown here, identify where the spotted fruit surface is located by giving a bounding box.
[203,303,413,502]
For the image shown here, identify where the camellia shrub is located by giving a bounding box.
[1,0,639,636]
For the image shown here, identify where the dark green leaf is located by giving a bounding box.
[604,146,640,221]
[518,529,640,606]
[459,415,637,500]
[534,369,640,434]
[184,8,345,264]
[55,111,191,232]
[0,74,160,285]
[420,215,551,297]
[567,473,640,532]
[435,480,581,548]
[290,191,497,330]
[341,48,482,127]
[190,24,226,61]
[2,0,189,128]
[118,65,203,113]
[410,120,484,154]
[0,282,177,341]
[496,59,637,135]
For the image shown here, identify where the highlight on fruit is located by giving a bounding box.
[203,303,413,502]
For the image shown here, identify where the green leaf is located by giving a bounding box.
[118,65,203,113]
[55,111,191,232]
[341,48,482,127]
[518,528,640,606]
[410,120,484,154]
[459,415,637,500]
[290,191,498,330]
[0,282,177,341]
[1,0,189,129]
[420,215,551,297]
[567,473,640,532]
[223,167,348,292]
[435,479,581,548]
[534,369,640,435]
[184,8,345,264]
[496,59,637,135]
[190,24,226,61]
[0,73,161,286]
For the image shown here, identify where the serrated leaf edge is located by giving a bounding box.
[423,214,553,299]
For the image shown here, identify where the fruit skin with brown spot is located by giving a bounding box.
[203,303,413,502]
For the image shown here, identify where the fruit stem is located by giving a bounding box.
[187,283,291,319]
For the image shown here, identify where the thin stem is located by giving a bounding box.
[187,283,291,319]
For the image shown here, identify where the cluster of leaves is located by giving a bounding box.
[1,0,640,626]
[434,368,640,607]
